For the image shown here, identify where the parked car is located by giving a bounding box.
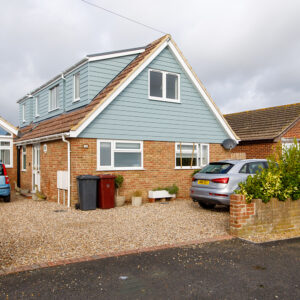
[0,162,11,202]
[190,159,268,209]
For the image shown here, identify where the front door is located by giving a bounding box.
[32,144,40,192]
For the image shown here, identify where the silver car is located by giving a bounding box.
[190,159,268,209]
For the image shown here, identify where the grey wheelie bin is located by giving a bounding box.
[76,175,99,210]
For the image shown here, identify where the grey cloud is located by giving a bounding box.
[0,0,299,125]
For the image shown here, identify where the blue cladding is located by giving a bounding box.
[0,127,10,136]
[80,46,229,143]
[18,54,137,127]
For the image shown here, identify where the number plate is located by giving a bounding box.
[198,180,209,185]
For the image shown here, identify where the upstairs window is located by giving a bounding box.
[35,96,39,117]
[175,143,209,169]
[73,72,80,102]
[22,104,26,123]
[49,85,59,111]
[149,69,180,102]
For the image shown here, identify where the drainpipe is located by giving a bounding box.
[62,134,71,207]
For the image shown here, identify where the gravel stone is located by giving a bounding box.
[0,194,229,271]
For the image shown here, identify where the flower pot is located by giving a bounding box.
[115,195,125,207]
[148,190,176,199]
[132,196,142,207]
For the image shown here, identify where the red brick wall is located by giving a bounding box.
[68,140,233,207]
[283,120,300,138]
[6,135,17,190]
[230,194,300,237]
[20,145,32,192]
[18,139,236,207]
[230,140,278,159]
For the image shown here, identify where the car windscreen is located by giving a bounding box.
[0,164,3,176]
[200,162,234,174]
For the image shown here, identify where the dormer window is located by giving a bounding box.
[35,96,39,117]
[49,85,59,111]
[22,104,26,123]
[73,72,80,102]
[149,69,180,103]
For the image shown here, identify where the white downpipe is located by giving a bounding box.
[62,135,71,207]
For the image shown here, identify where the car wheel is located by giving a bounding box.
[4,195,10,202]
[198,202,215,209]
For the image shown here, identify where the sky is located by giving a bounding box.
[1,0,300,126]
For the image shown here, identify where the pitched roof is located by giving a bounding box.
[17,35,169,142]
[16,34,237,143]
[224,103,300,141]
[0,116,18,136]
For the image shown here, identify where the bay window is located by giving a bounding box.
[175,143,209,169]
[97,140,143,170]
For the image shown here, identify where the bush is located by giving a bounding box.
[115,175,124,189]
[132,190,142,197]
[153,184,179,195]
[237,140,299,203]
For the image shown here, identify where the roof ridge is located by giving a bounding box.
[224,102,300,117]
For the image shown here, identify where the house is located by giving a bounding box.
[14,34,238,207]
[0,117,18,184]
[224,103,300,159]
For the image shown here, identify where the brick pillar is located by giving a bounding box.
[230,194,255,236]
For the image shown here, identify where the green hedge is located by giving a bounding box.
[236,140,300,203]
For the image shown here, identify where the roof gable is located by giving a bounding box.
[224,103,300,141]
[0,117,18,136]
[16,34,237,144]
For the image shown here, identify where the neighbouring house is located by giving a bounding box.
[14,34,238,207]
[224,103,300,159]
[0,117,18,185]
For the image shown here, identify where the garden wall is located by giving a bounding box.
[230,194,300,237]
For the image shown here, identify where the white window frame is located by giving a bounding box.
[35,96,39,117]
[48,85,59,112]
[73,72,80,102]
[148,69,180,103]
[175,142,209,169]
[22,103,26,123]
[21,145,27,171]
[97,140,144,171]
[0,138,13,168]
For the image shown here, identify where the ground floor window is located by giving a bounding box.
[175,142,209,169]
[97,140,143,170]
[0,139,12,167]
[22,146,27,171]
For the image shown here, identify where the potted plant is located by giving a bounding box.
[115,175,125,207]
[132,190,142,207]
[148,184,179,202]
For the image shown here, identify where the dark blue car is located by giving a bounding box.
[0,162,10,202]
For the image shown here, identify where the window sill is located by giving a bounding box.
[4,165,13,168]
[35,115,40,118]
[174,167,202,170]
[21,169,26,172]
[73,98,80,103]
[48,107,59,113]
[96,167,145,171]
[148,97,181,104]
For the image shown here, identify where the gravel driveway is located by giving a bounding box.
[0,193,229,272]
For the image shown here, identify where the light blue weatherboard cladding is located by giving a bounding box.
[65,63,89,112]
[0,127,10,136]
[19,98,33,127]
[88,54,137,101]
[80,46,230,143]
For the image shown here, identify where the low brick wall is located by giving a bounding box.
[230,194,300,237]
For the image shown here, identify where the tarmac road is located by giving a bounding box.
[0,238,299,299]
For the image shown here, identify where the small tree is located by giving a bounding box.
[237,139,299,203]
